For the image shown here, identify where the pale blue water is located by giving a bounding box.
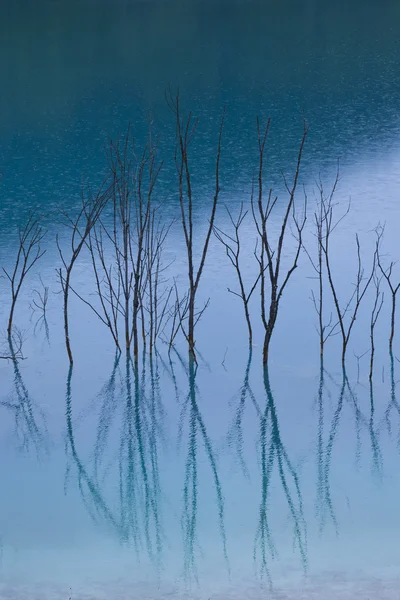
[1,1,400,598]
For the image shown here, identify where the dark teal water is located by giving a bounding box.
[1,1,400,598]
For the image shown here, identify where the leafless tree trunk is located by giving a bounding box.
[369,270,384,381]
[303,171,341,356]
[104,127,163,357]
[30,275,50,343]
[376,225,400,354]
[251,118,308,365]
[2,212,47,335]
[164,282,189,349]
[319,191,374,368]
[79,127,165,358]
[214,203,262,346]
[144,208,173,353]
[57,182,111,364]
[167,90,225,359]
[86,224,122,351]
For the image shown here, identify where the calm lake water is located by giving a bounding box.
[1,1,400,598]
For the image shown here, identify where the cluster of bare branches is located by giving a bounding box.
[167,90,225,360]
[2,212,47,336]
[214,204,261,346]
[253,119,308,364]
[57,179,111,364]
[3,100,400,372]
[30,275,50,342]
[215,118,308,363]
[376,224,400,355]
[82,128,173,359]
[306,172,399,374]
[0,327,26,361]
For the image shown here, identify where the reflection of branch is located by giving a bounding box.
[92,352,122,481]
[378,352,400,448]
[254,366,307,580]
[179,355,229,582]
[320,368,378,535]
[65,355,165,567]
[119,354,163,563]
[0,333,48,456]
[315,358,326,534]
[321,371,345,535]
[227,346,261,478]
[368,380,383,478]
[64,366,123,538]
[344,376,371,468]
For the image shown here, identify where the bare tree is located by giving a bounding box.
[86,223,122,351]
[92,128,163,358]
[251,118,308,364]
[69,127,172,359]
[304,171,341,357]
[31,275,49,317]
[30,275,50,342]
[376,225,400,354]
[143,208,174,353]
[0,327,25,361]
[163,282,189,349]
[2,212,47,335]
[214,204,262,346]
[319,191,374,368]
[369,270,384,382]
[57,182,111,364]
[167,90,225,359]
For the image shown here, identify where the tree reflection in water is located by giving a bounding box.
[61,345,400,590]
[254,364,307,581]
[0,333,49,457]
[316,362,385,540]
[227,348,308,583]
[64,354,164,569]
[164,348,229,583]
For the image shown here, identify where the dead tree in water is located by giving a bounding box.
[321,199,374,368]
[86,222,122,352]
[57,182,110,365]
[252,118,308,365]
[87,128,163,357]
[0,327,25,361]
[214,203,262,346]
[375,225,400,354]
[167,91,225,359]
[85,129,172,356]
[30,275,50,342]
[303,172,341,357]
[2,212,47,335]
[143,208,173,353]
[369,270,384,382]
